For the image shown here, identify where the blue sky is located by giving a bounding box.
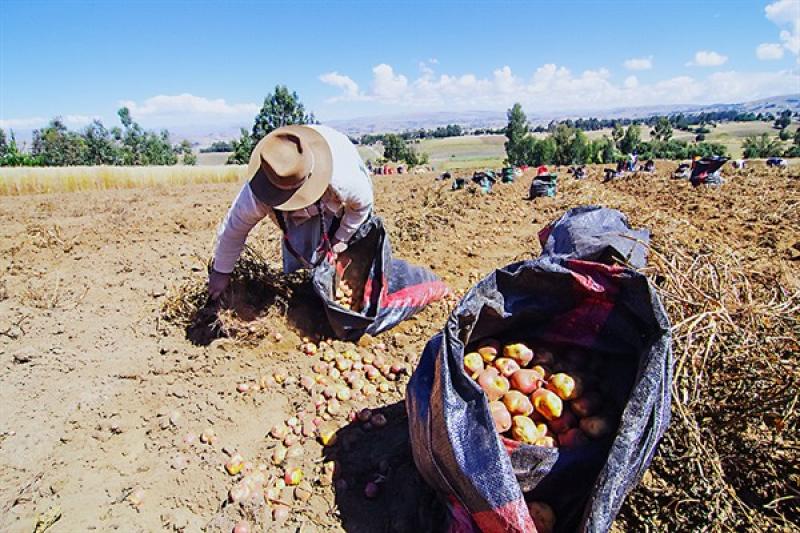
[1,0,798,132]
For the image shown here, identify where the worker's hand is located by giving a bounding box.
[208,269,231,300]
[332,241,348,255]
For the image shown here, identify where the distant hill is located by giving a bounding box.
[325,94,800,136]
[7,94,797,149]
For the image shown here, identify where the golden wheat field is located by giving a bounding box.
[0,164,244,196]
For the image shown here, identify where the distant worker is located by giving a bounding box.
[628,152,638,172]
[208,125,374,299]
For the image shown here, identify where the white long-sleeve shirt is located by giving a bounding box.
[213,125,373,274]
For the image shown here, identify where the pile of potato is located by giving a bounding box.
[464,339,615,449]
[334,279,361,311]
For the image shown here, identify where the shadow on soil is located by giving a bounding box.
[323,401,448,533]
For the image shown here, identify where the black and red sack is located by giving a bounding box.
[312,216,450,341]
[407,206,672,532]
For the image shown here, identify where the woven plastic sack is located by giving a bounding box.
[312,216,449,341]
[407,206,672,532]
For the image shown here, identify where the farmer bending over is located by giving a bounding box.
[208,125,374,299]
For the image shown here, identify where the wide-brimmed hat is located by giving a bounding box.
[245,125,333,211]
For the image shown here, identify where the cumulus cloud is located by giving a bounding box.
[757,42,785,60]
[319,62,799,112]
[319,72,362,99]
[687,50,728,67]
[371,64,408,99]
[119,93,258,118]
[623,56,653,70]
[765,0,800,57]
[623,75,639,89]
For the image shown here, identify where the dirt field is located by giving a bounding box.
[0,162,797,532]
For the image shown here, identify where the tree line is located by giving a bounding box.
[0,108,196,167]
[358,124,468,145]
[504,103,731,167]
[358,109,796,147]
[535,109,793,134]
[743,130,800,158]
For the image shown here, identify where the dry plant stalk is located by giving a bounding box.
[161,246,306,344]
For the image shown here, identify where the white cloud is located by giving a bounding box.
[757,42,785,60]
[0,115,96,130]
[623,56,653,70]
[687,50,728,67]
[63,115,97,126]
[319,63,800,112]
[0,116,47,129]
[765,0,800,56]
[371,64,408,99]
[319,72,362,99]
[119,93,258,118]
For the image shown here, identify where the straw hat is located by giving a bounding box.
[246,125,333,211]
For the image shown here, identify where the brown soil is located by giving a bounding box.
[0,162,797,532]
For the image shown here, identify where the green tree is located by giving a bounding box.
[778,128,791,141]
[180,140,197,165]
[785,128,800,157]
[650,117,673,142]
[504,103,529,166]
[227,85,315,164]
[382,134,406,162]
[31,118,87,166]
[251,85,314,143]
[525,137,556,166]
[0,128,7,157]
[118,107,134,128]
[402,144,429,167]
[611,123,624,148]
[83,120,120,165]
[227,129,255,165]
[200,140,234,153]
[567,130,590,164]
[114,107,177,165]
[599,136,617,163]
[0,129,42,166]
[742,133,783,158]
[551,124,574,165]
[774,109,792,130]
[689,142,727,158]
[619,125,641,155]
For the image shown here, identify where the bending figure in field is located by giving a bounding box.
[208,125,374,299]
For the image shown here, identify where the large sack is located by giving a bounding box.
[406,206,672,532]
[538,205,650,269]
[312,216,450,341]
